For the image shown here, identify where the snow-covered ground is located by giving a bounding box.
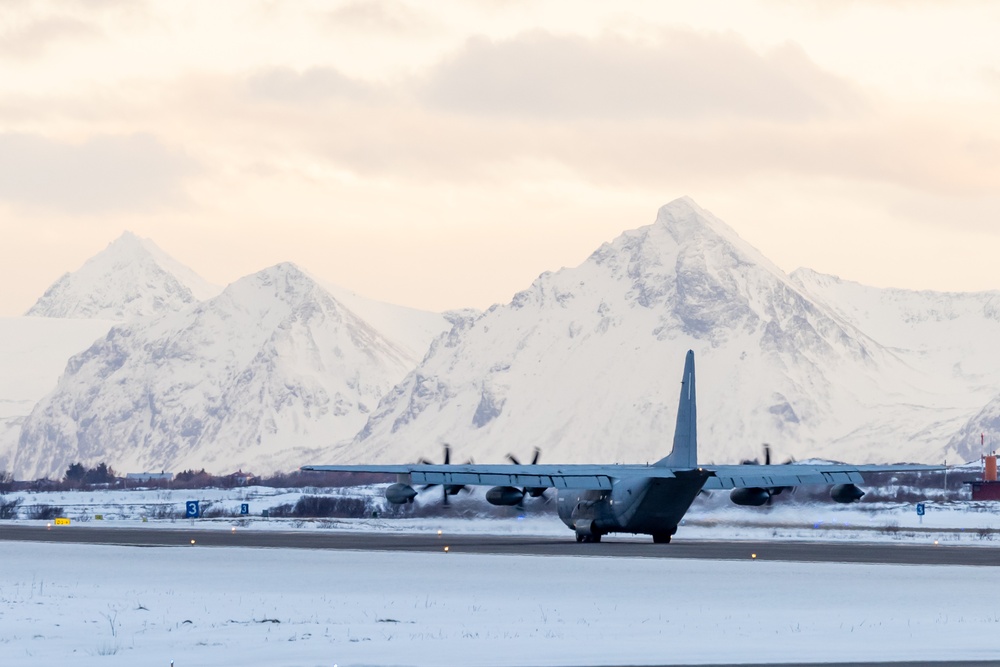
[4,539,1000,667]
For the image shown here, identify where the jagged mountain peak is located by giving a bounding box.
[541,198,856,354]
[583,197,789,289]
[13,257,426,479]
[655,197,789,282]
[204,262,362,333]
[27,231,220,319]
[230,262,318,300]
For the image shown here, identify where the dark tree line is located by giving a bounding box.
[64,462,117,487]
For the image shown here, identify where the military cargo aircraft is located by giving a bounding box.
[303,351,940,543]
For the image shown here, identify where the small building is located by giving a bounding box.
[965,454,1000,501]
[227,470,257,486]
[125,472,173,485]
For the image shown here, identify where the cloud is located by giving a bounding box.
[244,67,379,104]
[420,30,867,122]
[0,16,101,59]
[0,133,198,214]
[326,0,437,35]
[214,64,992,202]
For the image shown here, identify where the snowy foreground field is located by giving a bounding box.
[4,539,1000,667]
[4,487,1000,666]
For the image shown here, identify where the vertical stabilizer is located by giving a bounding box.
[654,350,697,468]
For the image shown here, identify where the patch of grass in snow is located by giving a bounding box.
[94,642,119,656]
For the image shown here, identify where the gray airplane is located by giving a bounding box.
[303,351,940,543]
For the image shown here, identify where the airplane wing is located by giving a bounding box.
[301,461,942,491]
[300,463,624,490]
[698,463,941,489]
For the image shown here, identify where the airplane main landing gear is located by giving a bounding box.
[652,526,677,544]
[575,532,602,543]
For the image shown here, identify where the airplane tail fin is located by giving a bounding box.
[654,350,697,468]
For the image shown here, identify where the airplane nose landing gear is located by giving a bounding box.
[575,532,602,543]
[574,520,602,543]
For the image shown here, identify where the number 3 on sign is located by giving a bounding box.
[186,501,200,518]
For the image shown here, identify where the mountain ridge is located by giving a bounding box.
[9,198,1000,479]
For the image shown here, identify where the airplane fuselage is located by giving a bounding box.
[557,471,710,543]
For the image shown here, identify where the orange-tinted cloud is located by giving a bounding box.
[0,133,198,213]
[420,30,867,121]
[0,16,102,59]
[326,0,438,35]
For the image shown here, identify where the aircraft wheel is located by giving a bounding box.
[592,533,602,543]
[575,533,584,543]
[652,532,672,544]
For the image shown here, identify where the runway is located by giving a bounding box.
[2,522,999,566]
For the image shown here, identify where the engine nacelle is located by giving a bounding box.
[730,487,771,507]
[830,483,865,503]
[385,483,417,505]
[486,486,525,506]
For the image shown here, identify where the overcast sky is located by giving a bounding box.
[2,0,999,315]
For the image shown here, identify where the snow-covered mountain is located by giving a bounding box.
[13,263,449,480]
[332,198,984,467]
[3,231,222,476]
[790,269,1000,462]
[10,198,999,479]
[26,231,220,320]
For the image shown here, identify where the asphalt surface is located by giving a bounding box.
[2,522,1000,566]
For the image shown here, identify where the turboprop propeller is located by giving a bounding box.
[383,444,471,506]
[486,447,550,507]
[418,444,471,505]
[730,444,793,507]
[507,447,550,500]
